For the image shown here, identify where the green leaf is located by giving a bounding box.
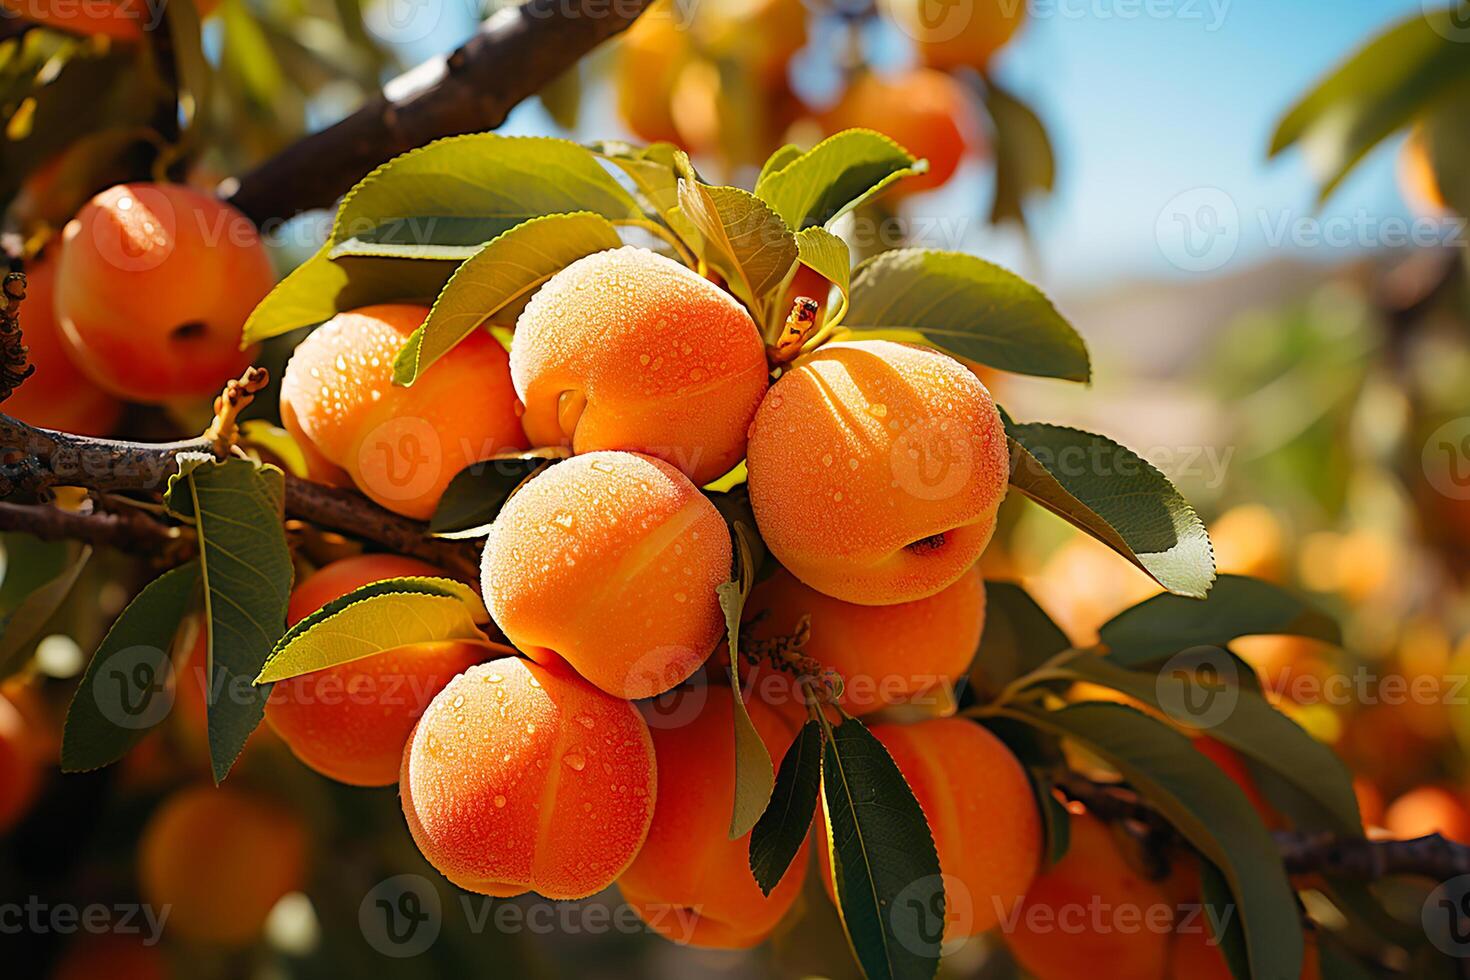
[589,141,700,250]
[720,521,775,839]
[1053,652,1360,833]
[165,0,211,136]
[332,134,641,247]
[1006,419,1215,598]
[256,576,486,683]
[220,0,286,109]
[971,580,1072,698]
[428,452,565,537]
[539,64,581,130]
[1035,773,1072,868]
[794,226,852,328]
[0,538,90,679]
[845,250,1090,382]
[328,238,482,263]
[1007,702,1304,980]
[61,562,200,772]
[1199,860,1251,980]
[754,129,922,230]
[164,456,293,783]
[242,243,453,344]
[675,154,798,316]
[393,213,622,386]
[1269,8,1470,201]
[985,80,1056,226]
[756,143,804,188]
[821,715,943,980]
[1421,97,1470,222]
[750,718,822,896]
[1099,574,1340,666]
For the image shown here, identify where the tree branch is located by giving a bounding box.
[0,499,190,561]
[222,0,654,226]
[0,271,34,403]
[1056,773,1470,884]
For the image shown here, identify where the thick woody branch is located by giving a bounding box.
[0,272,34,404]
[222,0,655,225]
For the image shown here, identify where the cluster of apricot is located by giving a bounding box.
[265,243,1059,949]
[11,181,274,434]
[615,0,1024,192]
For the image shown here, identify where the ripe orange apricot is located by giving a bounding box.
[0,692,41,835]
[614,2,690,145]
[280,303,528,520]
[138,785,307,945]
[512,246,769,486]
[821,71,981,195]
[882,0,1025,72]
[7,252,122,436]
[1384,785,1470,844]
[744,564,985,717]
[481,451,730,699]
[1167,923,1320,980]
[401,656,657,899]
[619,685,806,948]
[0,0,218,40]
[818,718,1040,939]
[1005,811,1172,980]
[55,183,272,403]
[263,554,484,786]
[746,340,1009,605]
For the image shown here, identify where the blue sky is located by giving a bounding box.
[385,0,1440,293]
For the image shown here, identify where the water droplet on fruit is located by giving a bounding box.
[564,753,586,771]
[576,714,596,730]
[494,795,506,808]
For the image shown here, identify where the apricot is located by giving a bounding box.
[55,183,272,403]
[744,564,985,717]
[1029,533,1159,645]
[821,70,981,195]
[817,718,1040,939]
[138,785,307,945]
[0,692,41,835]
[1384,785,1470,844]
[619,685,806,947]
[263,554,485,786]
[0,0,217,40]
[882,0,1024,72]
[746,340,1009,605]
[614,2,690,145]
[512,246,769,486]
[1167,923,1320,980]
[1209,503,1286,582]
[7,252,122,436]
[1005,811,1171,980]
[480,451,729,699]
[280,303,528,520]
[400,656,657,899]
[1398,127,1448,217]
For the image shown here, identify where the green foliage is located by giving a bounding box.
[821,715,943,980]
[1099,574,1341,666]
[985,79,1057,227]
[1007,702,1305,979]
[753,129,922,231]
[393,212,623,385]
[750,718,822,895]
[428,452,565,537]
[718,522,774,839]
[1006,418,1216,598]
[61,562,201,772]
[0,536,90,680]
[844,250,1091,381]
[794,226,852,328]
[164,454,293,783]
[255,576,486,683]
[970,580,1073,697]
[1270,6,1470,201]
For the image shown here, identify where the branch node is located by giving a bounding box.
[0,271,35,404]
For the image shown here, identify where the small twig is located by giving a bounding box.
[203,367,270,457]
[0,271,34,404]
[0,499,190,561]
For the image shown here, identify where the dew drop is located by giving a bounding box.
[494,795,507,808]
[563,753,587,772]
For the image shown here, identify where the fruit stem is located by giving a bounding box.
[204,367,271,459]
[741,613,844,704]
[766,297,821,367]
